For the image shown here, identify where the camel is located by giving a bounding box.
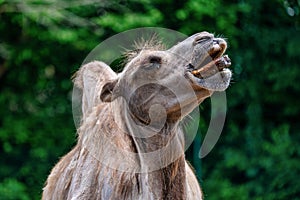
[42,31,232,200]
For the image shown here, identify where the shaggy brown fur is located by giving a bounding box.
[42,31,232,200]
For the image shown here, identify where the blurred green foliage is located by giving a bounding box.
[0,0,300,199]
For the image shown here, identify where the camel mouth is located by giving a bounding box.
[187,43,232,91]
[190,55,231,79]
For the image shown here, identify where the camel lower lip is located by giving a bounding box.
[188,68,232,91]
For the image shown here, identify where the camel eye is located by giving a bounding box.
[149,56,162,64]
[144,56,162,70]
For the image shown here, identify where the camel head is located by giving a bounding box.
[100,31,232,125]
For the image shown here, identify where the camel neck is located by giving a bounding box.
[80,102,187,198]
[111,99,185,171]
[113,101,188,198]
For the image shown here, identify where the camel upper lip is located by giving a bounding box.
[209,48,224,61]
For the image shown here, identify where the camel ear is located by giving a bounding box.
[100,79,118,102]
[72,61,117,117]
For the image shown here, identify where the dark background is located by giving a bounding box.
[0,0,300,199]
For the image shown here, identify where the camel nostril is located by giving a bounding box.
[194,35,212,45]
[213,39,219,45]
